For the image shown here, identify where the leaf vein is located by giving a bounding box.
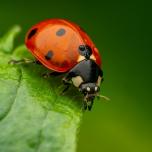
[0,68,22,121]
[35,110,49,152]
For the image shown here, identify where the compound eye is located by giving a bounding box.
[86,87,91,92]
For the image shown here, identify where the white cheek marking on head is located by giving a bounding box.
[77,55,96,62]
[86,87,91,92]
[77,55,85,62]
[72,76,84,87]
[95,86,98,91]
[90,54,96,61]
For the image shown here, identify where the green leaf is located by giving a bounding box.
[0,27,82,152]
[0,25,21,53]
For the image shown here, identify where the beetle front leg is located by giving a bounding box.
[61,71,74,95]
[83,100,87,110]
[87,100,94,111]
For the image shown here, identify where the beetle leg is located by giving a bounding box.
[8,58,41,65]
[61,84,70,95]
[62,77,71,85]
[88,100,94,111]
[61,70,75,95]
[83,100,87,110]
[42,72,64,78]
[82,95,88,110]
[61,77,71,95]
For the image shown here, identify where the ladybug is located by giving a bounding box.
[11,19,104,110]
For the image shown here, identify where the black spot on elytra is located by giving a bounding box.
[56,28,66,36]
[45,51,53,60]
[28,28,38,39]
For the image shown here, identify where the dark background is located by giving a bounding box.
[0,1,151,152]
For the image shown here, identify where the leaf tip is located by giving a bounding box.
[0,25,22,53]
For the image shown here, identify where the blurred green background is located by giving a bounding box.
[0,0,151,152]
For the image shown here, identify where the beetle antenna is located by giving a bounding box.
[97,94,110,101]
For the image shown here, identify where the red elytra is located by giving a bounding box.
[25,19,101,72]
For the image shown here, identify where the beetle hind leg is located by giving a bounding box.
[8,58,41,65]
[42,71,64,78]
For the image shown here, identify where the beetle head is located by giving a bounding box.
[79,83,100,110]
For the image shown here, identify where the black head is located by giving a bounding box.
[79,83,100,110]
[79,45,92,59]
